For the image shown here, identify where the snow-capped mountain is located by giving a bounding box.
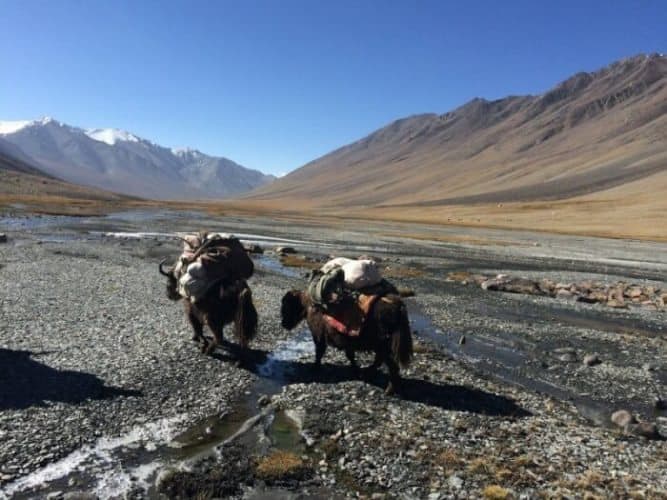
[0,117,275,200]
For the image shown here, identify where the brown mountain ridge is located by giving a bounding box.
[248,54,667,224]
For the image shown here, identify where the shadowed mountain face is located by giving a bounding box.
[0,141,131,202]
[249,54,667,209]
[0,137,51,177]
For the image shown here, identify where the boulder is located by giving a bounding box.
[0,233,6,243]
[583,353,601,366]
[481,278,506,291]
[611,409,636,428]
[275,246,297,255]
[244,243,264,254]
[538,279,556,295]
[558,352,577,363]
[627,422,661,440]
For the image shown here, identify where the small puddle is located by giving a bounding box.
[255,255,302,278]
[3,331,315,499]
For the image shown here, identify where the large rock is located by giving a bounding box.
[611,409,636,428]
[583,353,601,366]
[243,243,264,254]
[627,422,661,440]
[482,277,541,295]
[607,299,627,309]
[275,246,297,255]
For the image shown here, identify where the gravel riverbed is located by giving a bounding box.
[1,211,666,499]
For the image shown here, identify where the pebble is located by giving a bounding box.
[448,475,463,489]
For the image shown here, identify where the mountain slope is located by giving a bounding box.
[249,54,667,210]
[0,137,51,177]
[0,118,275,200]
[0,145,130,203]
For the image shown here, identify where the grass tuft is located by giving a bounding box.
[482,485,510,499]
[255,450,309,482]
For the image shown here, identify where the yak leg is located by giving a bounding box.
[203,310,225,355]
[186,305,206,347]
[364,351,384,377]
[313,335,327,371]
[384,356,401,396]
[345,348,361,378]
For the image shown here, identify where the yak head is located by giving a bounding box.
[280,290,307,330]
[159,259,182,301]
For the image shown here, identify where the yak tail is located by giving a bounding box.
[391,301,413,369]
[235,286,258,347]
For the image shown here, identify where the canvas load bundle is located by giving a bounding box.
[175,231,254,302]
[306,257,399,337]
[307,257,397,306]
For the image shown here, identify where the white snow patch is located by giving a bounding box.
[171,147,203,157]
[0,119,32,134]
[86,128,140,145]
[1,415,188,498]
[0,117,60,134]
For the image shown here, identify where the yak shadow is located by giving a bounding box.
[0,348,142,410]
[212,341,530,418]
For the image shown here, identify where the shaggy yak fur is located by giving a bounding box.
[160,260,258,354]
[280,290,413,394]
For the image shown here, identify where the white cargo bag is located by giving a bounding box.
[341,259,382,289]
[320,257,354,274]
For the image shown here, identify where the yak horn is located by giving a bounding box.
[159,258,173,277]
[175,236,196,249]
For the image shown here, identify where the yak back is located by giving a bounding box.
[181,232,254,282]
[198,234,254,281]
[308,269,400,337]
[175,232,254,302]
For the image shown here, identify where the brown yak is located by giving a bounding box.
[159,260,258,354]
[280,290,413,394]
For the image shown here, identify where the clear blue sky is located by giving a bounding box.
[1,0,665,175]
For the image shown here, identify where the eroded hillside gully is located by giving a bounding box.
[1,209,666,498]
